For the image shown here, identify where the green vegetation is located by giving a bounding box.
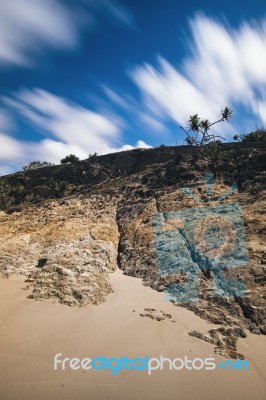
[23,161,54,171]
[180,107,233,176]
[47,178,68,198]
[0,179,24,211]
[200,141,222,175]
[233,127,266,143]
[88,152,98,161]
[180,107,233,146]
[61,154,79,164]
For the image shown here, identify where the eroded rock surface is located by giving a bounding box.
[0,197,119,305]
[189,327,247,359]
[0,143,265,338]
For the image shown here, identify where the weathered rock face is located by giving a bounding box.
[0,143,265,336]
[116,175,266,334]
[0,197,119,306]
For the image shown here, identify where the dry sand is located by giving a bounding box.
[0,269,265,400]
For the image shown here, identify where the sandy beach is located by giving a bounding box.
[0,269,265,400]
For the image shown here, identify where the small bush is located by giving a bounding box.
[47,178,68,197]
[233,127,266,143]
[61,154,79,164]
[88,152,98,161]
[0,180,24,211]
[23,161,54,171]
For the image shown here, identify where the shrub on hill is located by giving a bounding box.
[23,161,54,171]
[233,127,266,143]
[61,154,80,164]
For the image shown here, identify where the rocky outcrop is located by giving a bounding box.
[0,143,265,337]
[189,327,247,359]
[0,197,119,305]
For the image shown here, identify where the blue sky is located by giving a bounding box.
[0,0,266,175]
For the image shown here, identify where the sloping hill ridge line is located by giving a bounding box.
[0,143,265,342]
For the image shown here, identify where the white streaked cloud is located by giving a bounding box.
[101,85,130,110]
[130,14,266,138]
[0,133,22,162]
[101,84,168,135]
[0,0,79,66]
[131,58,218,124]
[138,112,167,133]
[6,88,121,152]
[0,0,134,68]
[0,109,16,132]
[0,89,151,175]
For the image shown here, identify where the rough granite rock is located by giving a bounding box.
[189,327,247,359]
[0,197,119,306]
[0,143,265,340]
